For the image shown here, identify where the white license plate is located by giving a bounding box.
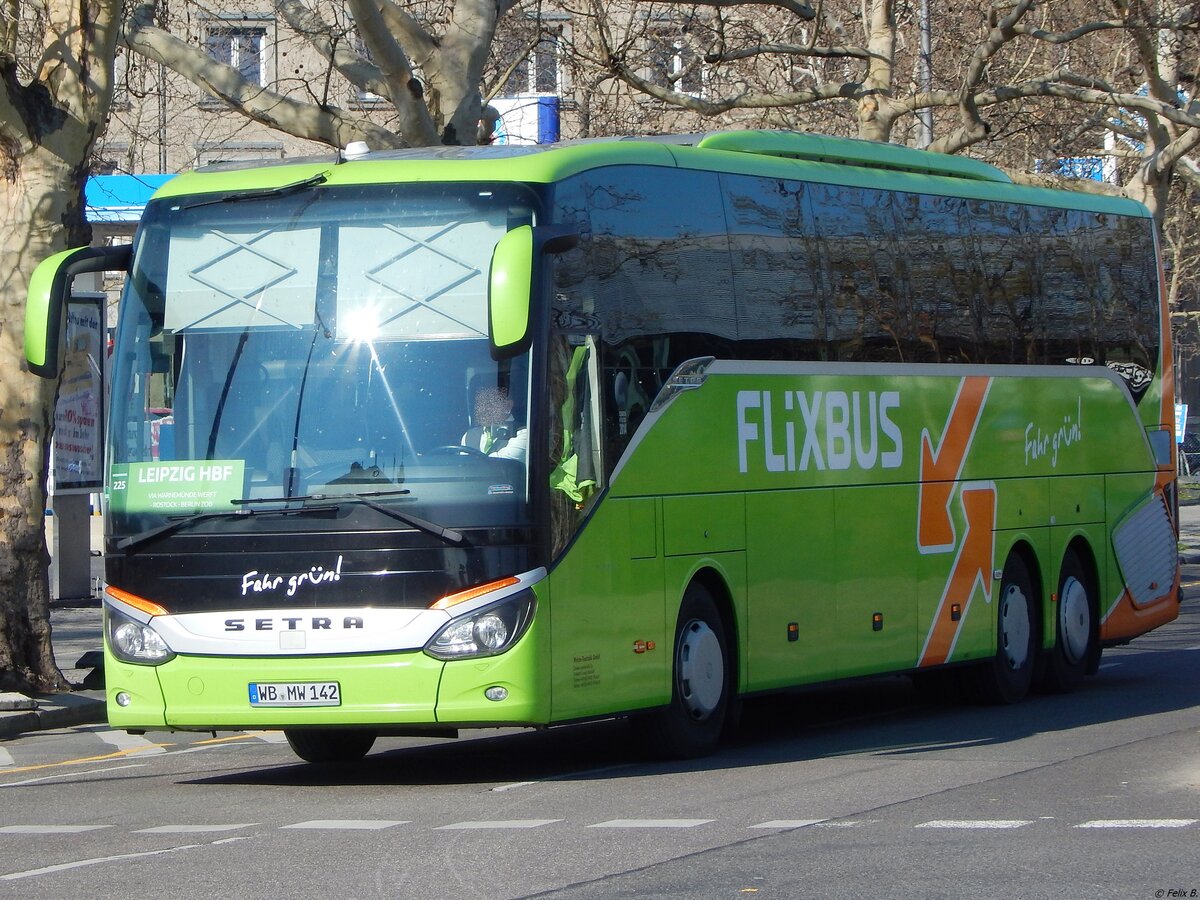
[249,682,340,707]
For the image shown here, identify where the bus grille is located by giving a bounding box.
[1112,495,1177,608]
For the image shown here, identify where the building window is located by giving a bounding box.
[647,31,702,96]
[205,25,267,85]
[502,34,560,95]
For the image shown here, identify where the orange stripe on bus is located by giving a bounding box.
[918,376,990,551]
[920,484,996,667]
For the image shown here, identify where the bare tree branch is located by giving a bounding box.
[704,41,871,63]
[123,4,406,150]
[632,0,816,19]
[276,0,387,98]
[345,0,439,145]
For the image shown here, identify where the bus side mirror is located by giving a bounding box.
[26,244,132,378]
[488,224,579,360]
[488,226,535,359]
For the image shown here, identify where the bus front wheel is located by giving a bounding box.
[972,553,1037,705]
[284,728,377,764]
[1040,550,1097,693]
[636,582,730,759]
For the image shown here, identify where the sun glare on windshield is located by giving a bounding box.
[341,302,382,344]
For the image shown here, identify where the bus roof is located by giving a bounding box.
[152,130,1150,219]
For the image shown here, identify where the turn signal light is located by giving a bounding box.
[105,585,168,617]
[431,576,520,610]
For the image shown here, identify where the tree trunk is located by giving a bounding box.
[0,148,90,692]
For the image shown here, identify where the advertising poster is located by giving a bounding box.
[52,295,104,493]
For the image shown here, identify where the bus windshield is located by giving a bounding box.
[107,181,538,537]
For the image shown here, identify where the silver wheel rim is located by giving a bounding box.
[1000,583,1031,671]
[677,619,724,720]
[1058,575,1090,665]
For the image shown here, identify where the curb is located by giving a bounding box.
[0,692,106,740]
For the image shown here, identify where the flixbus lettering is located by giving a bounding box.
[737,389,903,474]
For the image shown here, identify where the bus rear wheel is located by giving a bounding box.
[284,728,377,764]
[1040,550,1097,693]
[971,553,1037,705]
[636,582,730,759]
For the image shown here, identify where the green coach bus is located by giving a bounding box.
[26,130,1180,762]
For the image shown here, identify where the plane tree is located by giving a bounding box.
[0,0,121,690]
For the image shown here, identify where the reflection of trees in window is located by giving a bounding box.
[552,168,734,477]
[724,176,829,359]
[550,163,1159,405]
[808,184,915,361]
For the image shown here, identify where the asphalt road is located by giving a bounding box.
[3,587,1198,899]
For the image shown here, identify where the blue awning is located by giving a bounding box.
[86,174,175,223]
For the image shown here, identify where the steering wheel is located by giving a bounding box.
[425,444,489,458]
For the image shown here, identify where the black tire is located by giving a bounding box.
[636,582,731,759]
[284,728,377,764]
[971,553,1038,705]
[1040,550,1097,693]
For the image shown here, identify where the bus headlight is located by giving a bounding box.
[106,607,175,665]
[425,590,535,660]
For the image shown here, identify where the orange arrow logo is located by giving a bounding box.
[917,376,996,667]
[919,482,996,666]
[918,376,990,552]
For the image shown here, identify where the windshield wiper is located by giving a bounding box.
[181,172,329,210]
[115,508,256,552]
[116,498,341,553]
[235,489,466,545]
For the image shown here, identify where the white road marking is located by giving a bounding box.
[749,820,827,829]
[1076,819,1197,828]
[491,781,538,792]
[133,824,257,834]
[0,764,147,788]
[282,820,409,830]
[589,819,714,829]
[915,820,1033,829]
[0,825,112,834]
[436,820,562,830]
[0,747,13,767]
[0,841,220,881]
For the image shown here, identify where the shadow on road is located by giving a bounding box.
[186,601,1200,789]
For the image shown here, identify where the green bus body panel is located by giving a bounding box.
[105,659,168,729]
[434,608,551,724]
[104,608,551,730]
[662,494,746,556]
[615,368,1151,497]
[547,496,669,721]
[588,366,1162,694]
[150,138,1151,220]
[696,130,1013,184]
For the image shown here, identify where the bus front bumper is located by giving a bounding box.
[104,638,549,732]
